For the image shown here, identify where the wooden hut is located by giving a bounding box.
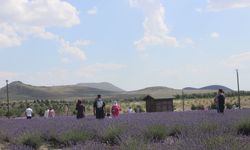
[143,94,174,112]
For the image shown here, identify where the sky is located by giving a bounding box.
[1,0,250,91]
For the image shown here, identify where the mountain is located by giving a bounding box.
[183,87,198,90]
[199,85,233,91]
[0,81,119,100]
[127,86,182,98]
[76,82,125,92]
[0,81,235,101]
[183,85,233,92]
[126,86,219,99]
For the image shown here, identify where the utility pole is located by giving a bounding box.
[236,69,241,109]
[182,89,184,111]
[6,80,10,118]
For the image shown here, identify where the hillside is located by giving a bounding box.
[184,85,233,92]
[0,81,118,100]
[76,82,125,92]
[126,86,223,97]
[0,81,236,101]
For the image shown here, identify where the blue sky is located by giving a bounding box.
[1,0,250,91]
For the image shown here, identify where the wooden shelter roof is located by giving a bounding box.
[143,93,174,100]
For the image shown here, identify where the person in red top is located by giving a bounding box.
[111,101,121,118]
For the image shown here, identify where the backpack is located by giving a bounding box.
[97,100,103,108]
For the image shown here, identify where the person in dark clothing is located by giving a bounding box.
[217,89,225,113]
[76,100,85,119]
[93,95,105,119]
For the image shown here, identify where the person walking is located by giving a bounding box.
[93,95,105,119]
[76,100,85,119]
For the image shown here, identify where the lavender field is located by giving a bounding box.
[1,109,250,150]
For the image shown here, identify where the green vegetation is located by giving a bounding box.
[1,95,250,117]
[191,104,205,110]
[120,137,147,150]
[100,125,124,145]
[144,124,167,142]
[18,133,43,149]
[59,130,93,146]
[237,120,250,136]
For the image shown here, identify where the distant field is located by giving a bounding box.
[174,96,250,111]
[0,96,249,117]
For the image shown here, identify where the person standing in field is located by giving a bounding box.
[111,101,121,118]
[127,107,134,114]
[76,100,85,119]
[44,108,49,118]
[93,95,105,119]
[214,94,219,113]
[25,106,33,119]
[48,107,55,118]
[217,89,225,113]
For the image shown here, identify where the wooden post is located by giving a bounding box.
[182,89,184,111]
[6,80,10,118]
[236,69,241,109]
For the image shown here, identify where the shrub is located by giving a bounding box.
[10,108,24,117]
[196,104,205,110]
[237,120,250,136]
[5,111,13,118]
[191,104,205,110]
[134,105,145,113]
[120,137,147,150]
[199,122,218,133]
[0,131,10,143]
[100,125,123,145]
[60,130,92,146]
[167,126,182,138]
[144,124,167,142]
[191,104,196,110]
[18,133,43,149]
[225,103,233,109]
[36,107,46,117]
[210,103,217,109]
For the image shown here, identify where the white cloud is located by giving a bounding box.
[129,0,179,51]
[195,8,203,12]
[59,39,87,61]
[61,57,70,64]
[78,63,126,77]
[180,38,195,47]
[0,0,80,28]
[224,52,250,69]
[0,0,88,61]
[87,7,98,15]
[0,23,22,48]
[0,71,17,78]
[72,40,92,47]
[210,32,220,39]
[208,0,250,11]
